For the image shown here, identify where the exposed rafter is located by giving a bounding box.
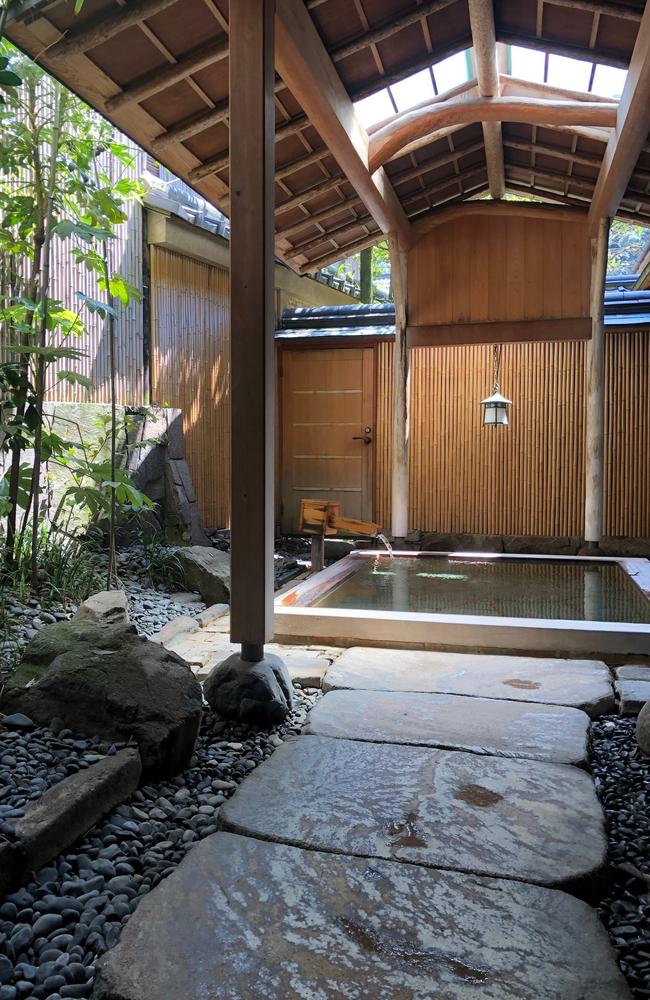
[45,0,181,62]
[106,38,229,114]
[275,0,412,249]
[369,95,618,172]
[468,0,504,199]
[588,1,650,234]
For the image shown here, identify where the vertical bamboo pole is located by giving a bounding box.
[584,216,610,546]
[229,0,275,655]
[389,237,410,541]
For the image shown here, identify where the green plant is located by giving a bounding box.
[0,42,148,589]
[140,532,184,591]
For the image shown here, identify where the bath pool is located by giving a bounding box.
[274,552,650,657]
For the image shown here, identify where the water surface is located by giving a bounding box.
[311,556,650,623]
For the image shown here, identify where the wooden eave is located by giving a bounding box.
[5,0,649,275]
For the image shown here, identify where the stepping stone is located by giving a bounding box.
[616,679,650,715]
[324,646,614,717]
[94,832,631,1000]
[304,689,590,765]
[616,664,650,681]
[220,736,606,888]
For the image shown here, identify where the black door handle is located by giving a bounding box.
[352,435,373,444]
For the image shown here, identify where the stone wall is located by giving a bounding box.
[0,403,207,545]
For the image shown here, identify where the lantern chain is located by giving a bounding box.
[492,343,502,393]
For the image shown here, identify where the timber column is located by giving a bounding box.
[204,0,293,725]
[229,0,276,652]
[584,216,610,548]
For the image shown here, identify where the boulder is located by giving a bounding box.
[178,546,230,605]
[73,589,129,625]
[4,620,135,693]
[4,635,202,781]
[203,652,293,726]
[636,701,650,754]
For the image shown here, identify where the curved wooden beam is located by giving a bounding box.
[368,96,618,173]
[411,201,588,243]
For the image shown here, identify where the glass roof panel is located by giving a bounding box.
[592,64,627,99]
[354,89,395,128]
[433,51,471,92]
[509,44,545,82]
[546,53,592,91]
[390,68,435,112]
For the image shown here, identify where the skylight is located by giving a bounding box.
[355,89,396,129]
[546,53,592,92]
[509,45,545,83]
[353,49,472,129]
[433,51,471,93]
[591,63,627,99]
[508,43,627,99]
[390,68,435,112]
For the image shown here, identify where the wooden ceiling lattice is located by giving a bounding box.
[5,0,650,271]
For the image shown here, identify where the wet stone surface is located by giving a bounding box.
[0,688,319,1000]
[304,689,591,765]
[593,715,650,999]
[220,735,607,887]
[93,833,631,1000]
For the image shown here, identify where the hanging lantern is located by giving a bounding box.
[481,345,511,426]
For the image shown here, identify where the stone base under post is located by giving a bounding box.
[203,650,294,726]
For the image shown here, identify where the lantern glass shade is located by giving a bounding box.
[481,389,511,426]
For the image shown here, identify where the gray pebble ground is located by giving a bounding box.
[0,689,318,999]
[2,545,649,999]
[592,715,650,999]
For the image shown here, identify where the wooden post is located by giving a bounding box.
[584,216,610,546]
[310,534,325,574]
[229,0,275,658]
[389,237,409,541]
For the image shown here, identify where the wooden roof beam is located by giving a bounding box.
[276,194,363,238]
[286,212,373,259]
[588,2,650,234]
[277,140,485,239]
[45,0,181,63]
[368,95,618,172]
[468,0,504,199]
[504,138,650,185]
[297,231,384,274]
[275,0,412,249]
[106,37,229,114]
[329,0,456,65]
[506,180,650,225]
[411,198,588,239]
[542,0,642,22]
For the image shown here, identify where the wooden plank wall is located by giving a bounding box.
[375,333,650,538]
[408,214,591,326]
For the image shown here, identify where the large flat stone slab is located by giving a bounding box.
[94,832,631,1000]
[323,646,614,716]
[220,736,606,887]
[304,689,590,765]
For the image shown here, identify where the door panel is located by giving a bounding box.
[281,348,375,532]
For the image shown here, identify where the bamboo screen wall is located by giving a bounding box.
[150,246,231,528]
[1,135,145,406]
[375,332,650,538]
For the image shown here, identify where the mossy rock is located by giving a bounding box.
[2,620,136,700]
